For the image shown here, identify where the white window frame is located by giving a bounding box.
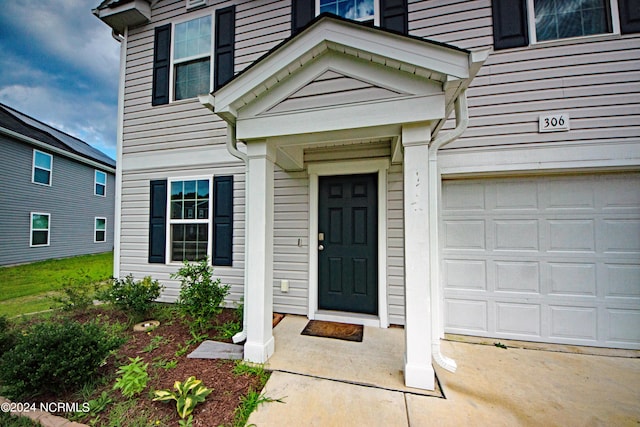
[166,176,213,264]
[95,217,107,243]
[316,0,380,26]
[32,149,52,186]
[526,0,621,45]
[95,170,107,197]
[30,212,50,247]
[169,12,214,103]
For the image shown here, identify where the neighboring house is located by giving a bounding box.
[0,103,116,266]
[94,0,640,390]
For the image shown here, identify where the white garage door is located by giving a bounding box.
[441,173,640,349]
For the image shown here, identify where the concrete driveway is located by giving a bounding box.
[248,315,640,426]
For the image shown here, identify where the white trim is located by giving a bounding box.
[307,158,390,328]
[30,212,50,247]
[32,149,52,186]
[94,217,107,243]
[113,27,127,279]
[526,0,621,45]
[169,12,214,103]
[165,176,213,264]
[94,170,107,197]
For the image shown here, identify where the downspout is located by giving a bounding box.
[428,90,469,373]
[112,28,125,279]
[224,123,250,344]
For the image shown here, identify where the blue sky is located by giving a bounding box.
[0,0,120,159]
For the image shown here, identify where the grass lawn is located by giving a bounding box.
[0,252,113,317]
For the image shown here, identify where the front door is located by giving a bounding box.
[318,173,378,315]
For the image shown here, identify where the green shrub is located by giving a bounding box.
[113,356,149,398]
[171,258,230,334]
[97,274,163,319]
[0,320,124,399]
[49,273,101,311]
[0,315,16,356]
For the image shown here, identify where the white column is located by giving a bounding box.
[402,123,435,390]
[243,140,275,363]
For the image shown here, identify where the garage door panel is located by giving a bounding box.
[605,264,640,297]
[444,259,486,290]
[549,262,596,296]
[495,220,539,251]
[495,261,540,293]
[445,299,488,332]
[496,303,541,336]
[443,173,640,349]
[550,306,597,340]
[443,220,485,250]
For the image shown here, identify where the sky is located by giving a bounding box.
[0,0,120,160]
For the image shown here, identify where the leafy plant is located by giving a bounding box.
[49,272,101,311]
[113,356,149,398]
[214,319,242,340]
[171,258,230,334]
[186,330,209,346]
[233,361,269,388]
[233,389,284,427]
[152,376,212,419]
[97,274,163,319]
[175,343,191,358]
[152,357,178,370]
[0,319,124,399]
[87,391,113,417]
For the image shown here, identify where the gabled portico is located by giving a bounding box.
[201,14,487,390]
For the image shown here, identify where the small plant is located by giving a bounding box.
[233,389,284,427]
[186,330,209,346]
[142,335,169,353]
[87,391,113,417]
[214,319,242,340]
[97,274,163,319]
[233,361,270,388]
[171,258,230,334]
[113,356,149,398]
[49,272,100,311]
[0,320,124,399]
[152,376,212,420]
[175,343,191,358]
[152,357,178,370]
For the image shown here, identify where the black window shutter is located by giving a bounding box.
[492,0,529,50]
[619,0,640,34]
[380,0,408,34]
[152,24,171,106]
[215,6,236,90]
[148,180,167,263]
[213,176,234,266]
[292,0,315,35]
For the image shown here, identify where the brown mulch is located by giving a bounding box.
[32,306,266,427]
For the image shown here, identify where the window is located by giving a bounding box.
[30,213,50,247]
[95,170,107,196]
[173,15,212,101]
[32,150,52,185]
[319,0,376,23]
[169,179,210,262]
[532,0,613,42]
[95,217,107,242]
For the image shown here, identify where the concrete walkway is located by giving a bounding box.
[248,315,640,426]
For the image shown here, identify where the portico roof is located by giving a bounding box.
[201,14,487,170]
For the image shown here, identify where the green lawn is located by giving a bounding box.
[0,252,113,317]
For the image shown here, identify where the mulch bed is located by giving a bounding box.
[26,306,265,427]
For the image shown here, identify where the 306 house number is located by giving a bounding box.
[539,113,570,132]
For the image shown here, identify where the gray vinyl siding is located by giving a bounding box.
[0,136,115,266]
[117,0,640,317]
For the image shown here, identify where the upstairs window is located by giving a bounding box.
[533,0,612,42]
[30,213,50,247]
[32,150,52,186]
[95,170,107,196]
[319,0,376,23]
[173,15,212,101]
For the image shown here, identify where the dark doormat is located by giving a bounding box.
[301,320,364,342]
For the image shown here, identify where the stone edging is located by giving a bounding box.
[0,397,88,427]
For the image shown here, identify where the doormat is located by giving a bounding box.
[301,320,364,342]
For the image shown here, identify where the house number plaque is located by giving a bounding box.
[539,113,570,133]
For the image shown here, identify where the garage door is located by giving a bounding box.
[441,173,640,349]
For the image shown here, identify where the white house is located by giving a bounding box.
[94,0,640,391]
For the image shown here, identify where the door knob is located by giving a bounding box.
[318,244,324,251]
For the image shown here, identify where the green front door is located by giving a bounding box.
[318,173,378,315]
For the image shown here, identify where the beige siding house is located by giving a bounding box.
[94,0,640,390]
